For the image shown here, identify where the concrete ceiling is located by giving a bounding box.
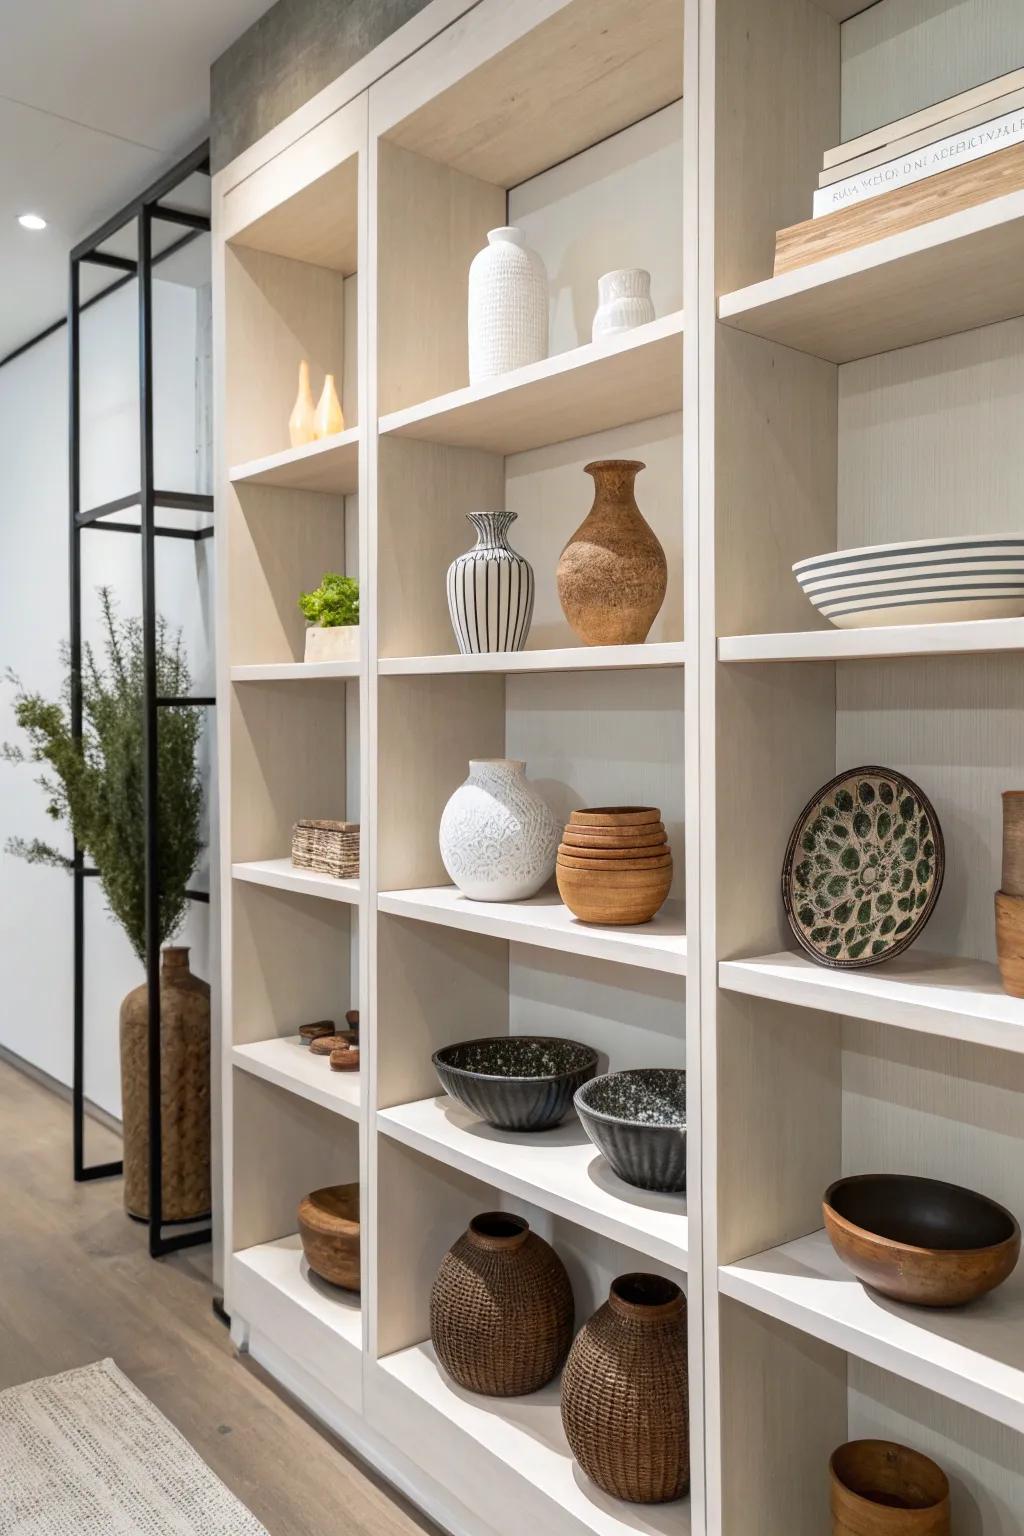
[0,0,274,360]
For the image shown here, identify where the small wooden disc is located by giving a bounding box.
[299,1021,335,1042]
[558,840,668,860]
[310,1032,358,1055]
[330,1046,360,1072]
[345,1009,359,1028]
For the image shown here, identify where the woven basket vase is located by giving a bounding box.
[430,1212,574,1396]
[561,1272,689,1504]
[120,947,211,1222]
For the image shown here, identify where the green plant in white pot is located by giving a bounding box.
[300,572,360,663]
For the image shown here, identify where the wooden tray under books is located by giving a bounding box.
[774,139,1024,275]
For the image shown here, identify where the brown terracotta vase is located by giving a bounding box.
[556,460,667,645]
[120,946,211,1222]
[430,1212,574,1396]
[561,1272,688,1504]
[830,1440,950,1535]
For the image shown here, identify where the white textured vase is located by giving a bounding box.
[447,512,535,654]
[439,759,559,902]
[592,269,655,342]
[468,227,548,383]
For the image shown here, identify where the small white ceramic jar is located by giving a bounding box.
[592,269,655,342]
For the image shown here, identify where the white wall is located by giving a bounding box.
[0,275,213,1119]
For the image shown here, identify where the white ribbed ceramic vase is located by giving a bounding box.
[447,512,535,654]
[439,759,559,902]
[592,269,655,342]
[468,227,548,383]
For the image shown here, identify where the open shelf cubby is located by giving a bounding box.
[214,0,1024,1532]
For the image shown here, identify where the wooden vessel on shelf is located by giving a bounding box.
[774,139,1024,275]
[829,1440,950,1536]
[556,807,672,925]
[823,1173,1020,1307]
[297,1183,360,1291]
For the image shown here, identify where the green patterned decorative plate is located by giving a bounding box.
[782,766,944,969]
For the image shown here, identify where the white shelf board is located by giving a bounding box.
[720,949,1024,1055]
[718,617,1024,663]
[233,1237,362,1412]
[717,190,1024,364]
[231,660,359,681]
[720,1227,1024,1435]
[378,1095,686,1269]
[228,428,359,495]
[232,1037,361,1121]
[378,312,684,456]
[376,887,687,976]
[232,858,359,905]
[379,642,686,676]
[379,1341,689,1536]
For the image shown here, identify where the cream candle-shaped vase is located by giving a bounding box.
[314,373,345,438]
[288,359,316,447]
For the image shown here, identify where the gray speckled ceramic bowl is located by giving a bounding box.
[433,1036,598,1132]
[575,1068,686,1192]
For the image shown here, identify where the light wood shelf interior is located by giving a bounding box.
[215,1,1024,1533]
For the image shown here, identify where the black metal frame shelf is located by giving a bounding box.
[69,141,215,1258]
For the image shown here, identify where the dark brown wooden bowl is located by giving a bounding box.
[830,1440,950,1535]
[824,1173,1020,1308]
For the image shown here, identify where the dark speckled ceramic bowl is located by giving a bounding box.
[575,1068,686,1192]
[433,1036,599,1132]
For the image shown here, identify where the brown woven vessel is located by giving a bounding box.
[561,1272,688,1504]
[430,1212,574,1397]
[292,818,360,879]
[120,947,211,1222]
[297,1183,360,1291]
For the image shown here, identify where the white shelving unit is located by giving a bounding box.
[214,0,1024,1532]
[215,5,692,1535]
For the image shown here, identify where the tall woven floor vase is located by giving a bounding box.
[447,512,535,654]
[561,1272,689,1504]
[120,946,211,1222]
[430,1212,574,1396]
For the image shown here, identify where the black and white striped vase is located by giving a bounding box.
[446,512,534,654]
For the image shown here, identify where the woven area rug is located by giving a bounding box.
[0,1359,269,1534]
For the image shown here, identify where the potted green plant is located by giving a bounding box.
[299,572,360,663]
[3,587,210,1223]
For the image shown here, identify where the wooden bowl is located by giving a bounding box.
[557,858,672,925]
[824,1173,1020,1307]
[297,1183,360,1291]
[830,1440,950,1535]
[558,841,667,861]
[562,824,666,849]
[569,806,662,829]
[557,851,673,872]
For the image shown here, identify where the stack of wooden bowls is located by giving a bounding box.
[556,807,672,925]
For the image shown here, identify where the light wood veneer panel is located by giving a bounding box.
[381,0,684,189]
[376,141,504,416]
[230,157,359,275]
[229,680,347,864]
[376,437,504,658]
[720,1299,847,1536]
[231,881,351,1048]
[376,915,508,1109]
[225,246,346,465]
[232,1072,359,1252]
[376,674,505,891]
[228,486,344,666]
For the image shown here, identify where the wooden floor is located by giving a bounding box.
[0,1060,440,1536]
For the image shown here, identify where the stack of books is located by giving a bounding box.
[773,67,1024,275]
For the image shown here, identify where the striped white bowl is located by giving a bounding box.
[793,535,1024,628]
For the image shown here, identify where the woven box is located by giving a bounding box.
[292,818,360,879]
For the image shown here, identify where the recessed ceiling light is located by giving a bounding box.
[18,213,46,231]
